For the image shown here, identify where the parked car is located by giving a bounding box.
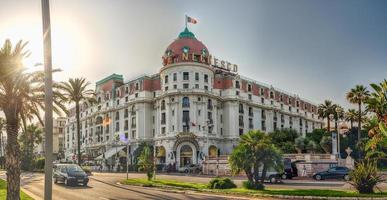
[53,164,89,186]
[313,166,351,181]
[178,164,201,174]
[262,168,283,184]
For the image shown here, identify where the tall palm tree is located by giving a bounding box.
[318,100,335,132]
[0,40,66,200]
[332,104,344,132]
[346,85,370,145]
[366,80,387,121]
[0,117,4,158]
[57,78,95,165]
[345,109,357,129]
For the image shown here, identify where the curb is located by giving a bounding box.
[20,187,43,200]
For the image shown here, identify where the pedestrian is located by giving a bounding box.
[302,165,307,177]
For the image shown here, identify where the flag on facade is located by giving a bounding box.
[186,15,198,24]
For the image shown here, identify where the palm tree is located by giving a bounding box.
[332,104,344,134]
[0,117,4,158]
[229,130,282,188]
[318,100,335,132]
[20,124,43,171]
[366,80,387,121]
[0,40,66,200]
[345,109,357,129]
[58,78,95,165]
[346,85,370,146]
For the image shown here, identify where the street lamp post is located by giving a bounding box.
[41,0,54,199]
[329,114,337,156]
[126,142,129,180]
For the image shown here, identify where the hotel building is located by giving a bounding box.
[64,28,324,168]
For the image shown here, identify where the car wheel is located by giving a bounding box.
[281,174,287,179]
[184,169,189,174]
[344,175,350,181]
[54,177,58,184]
[269,176,277,184]
[315,175,322,180]
[83,182,88,187]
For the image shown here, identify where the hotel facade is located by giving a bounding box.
[64,28,324,168]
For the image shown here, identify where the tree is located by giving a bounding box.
[345,109,357,129]
[346,85,370,149]
[229,130,283,189]
[137,144,154,181]
[318,100,335,132]
[57,78,95,165]
[19,124,43,171]
[268,129,298,153]
[0,40,65,200]
[320,135,332,154]
[0,117,4,158]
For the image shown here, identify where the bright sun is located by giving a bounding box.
[0,17,93,82]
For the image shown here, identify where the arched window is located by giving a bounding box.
[161,100,166,110]
[182,97,190,107]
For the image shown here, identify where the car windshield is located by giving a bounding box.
[66,165,83,172]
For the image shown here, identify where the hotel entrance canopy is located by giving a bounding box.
[95,146,125,160]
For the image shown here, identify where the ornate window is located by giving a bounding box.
[182,97,190,107]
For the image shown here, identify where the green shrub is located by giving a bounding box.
[349,160,384,194]
[34,157,45,170]
[242,180,265,190]
[82,166,92,175]
[208,177,237,189]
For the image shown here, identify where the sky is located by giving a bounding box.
[0,0,386,109]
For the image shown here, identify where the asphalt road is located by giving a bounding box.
[16,172,254,200]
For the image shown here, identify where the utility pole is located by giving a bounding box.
[41,0,53,199]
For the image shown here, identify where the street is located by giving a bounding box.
[10,172,255,200]
[1,171,386,199]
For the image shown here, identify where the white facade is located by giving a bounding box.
[64,28,324,168]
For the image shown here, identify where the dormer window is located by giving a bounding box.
[166,50,172,56]
[182,46,190,53]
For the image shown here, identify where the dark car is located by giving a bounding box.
[313,166,350,181]
[53,164,89,186]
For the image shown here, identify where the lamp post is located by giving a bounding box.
[41,0,53,199]
[329,114,337,155]
[335,106,344,159]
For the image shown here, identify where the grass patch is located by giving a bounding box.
[0,179,34,200]
[121,178,208,189]
[224,188,387,198]
[121,178,387,198]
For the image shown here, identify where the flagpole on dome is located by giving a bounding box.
[185,14,187,29]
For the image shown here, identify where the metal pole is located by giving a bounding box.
[153,145,156,181]
[41,0,53,199]
[126,143,129,180]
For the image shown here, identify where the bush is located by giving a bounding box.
[82,166,92,175]
[34,157,45,170]
[242,180,265,190]
[208,177,237,189]
[349,160,384,194]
